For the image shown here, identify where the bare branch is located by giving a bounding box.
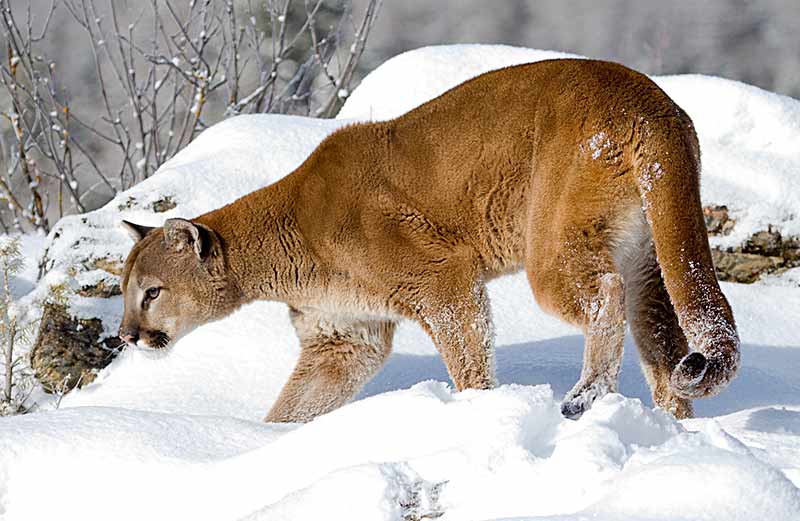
[0,0,382,231]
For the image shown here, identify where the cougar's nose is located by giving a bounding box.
[119,327,139,346]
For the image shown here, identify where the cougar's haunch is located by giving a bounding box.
[119,59,739,422]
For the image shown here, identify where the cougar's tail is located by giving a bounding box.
[633,114,740,399]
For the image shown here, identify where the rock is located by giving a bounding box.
[780,237,800,263]
[150,196,177,213]
[704,205,735,236]
[90,257,124,276]
[743,228,783,257]
[30,303,123,392]
[711,249,784,283]
[702,211,800,283]
[76,278,121,298]
[117,195,176,213]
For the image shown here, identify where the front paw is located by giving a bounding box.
[561,379,614,419]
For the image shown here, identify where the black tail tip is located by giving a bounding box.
[670,349,740,399]
[670,352,709,398]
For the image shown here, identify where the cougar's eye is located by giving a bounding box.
[145,287,161,300]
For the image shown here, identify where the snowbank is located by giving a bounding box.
[2,44,800,520]
[2,386,799,521]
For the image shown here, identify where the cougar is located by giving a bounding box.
[119,59,740,422]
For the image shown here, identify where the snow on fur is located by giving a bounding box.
[1,45,800,520]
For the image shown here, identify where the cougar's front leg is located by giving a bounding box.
[264,308,395,423]
[411,268,496,391]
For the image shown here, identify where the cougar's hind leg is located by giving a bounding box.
[560,273,626,419]
[524,204,628,419]
[525,249,627,419]
[522,126,635,419]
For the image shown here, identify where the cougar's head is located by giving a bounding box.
[118,218,240,351]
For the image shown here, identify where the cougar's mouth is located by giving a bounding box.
[136,330,172,351]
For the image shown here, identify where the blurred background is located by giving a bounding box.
[1,0,797,231]
[358,0,800,98]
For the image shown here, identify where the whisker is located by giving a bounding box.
[151,331,171,349]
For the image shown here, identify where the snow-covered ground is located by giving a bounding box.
[3,386,799,521]
[1,45,800,520]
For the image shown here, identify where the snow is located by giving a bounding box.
[2,386,799,521]
[1,44,800,520]
[6,232,45,301]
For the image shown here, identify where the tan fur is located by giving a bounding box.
[119,59,740,422]
[561,273,626,418]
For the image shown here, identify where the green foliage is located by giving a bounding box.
[45,279,69,308]
[0,236,36,415]
[0,235,75,415]
[0,236,23,278]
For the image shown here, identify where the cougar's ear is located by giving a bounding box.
[121,220,155,242]
[163,218,214,260]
